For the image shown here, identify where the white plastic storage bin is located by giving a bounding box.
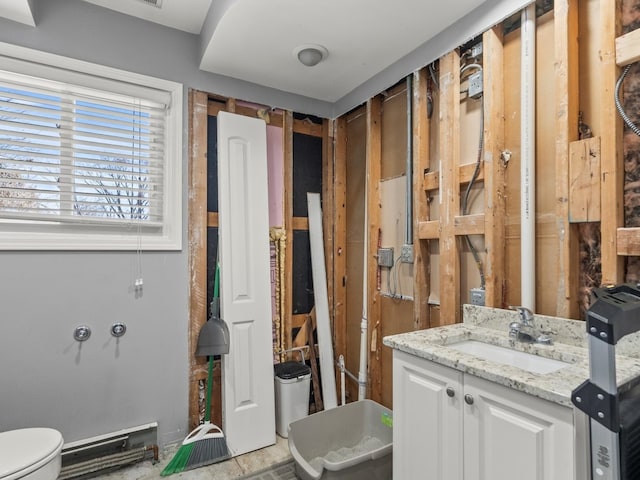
[274,361,311,437]
[288,399,393,480]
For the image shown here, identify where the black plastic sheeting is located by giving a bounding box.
[292,230,313,314]
[207,115,219,213]
[293,133,322,218]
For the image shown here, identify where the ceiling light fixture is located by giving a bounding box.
[294,44,328,67]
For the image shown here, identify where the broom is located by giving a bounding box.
[161,263,230,475]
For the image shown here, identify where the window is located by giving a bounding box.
[0,43,182,250]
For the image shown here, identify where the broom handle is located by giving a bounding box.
[205,259,220,423]
[205,355,214,422]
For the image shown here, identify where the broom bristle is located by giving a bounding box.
[184,437,231,471]
[160,442,194,476]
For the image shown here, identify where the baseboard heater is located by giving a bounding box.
[59,422,158,479]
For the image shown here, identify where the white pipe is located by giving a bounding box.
[358,165,369,401]
[521,3,536,311]
[339,355,346,406]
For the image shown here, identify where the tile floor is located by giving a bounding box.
[91,435,292,480]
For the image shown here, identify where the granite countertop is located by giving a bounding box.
[382,305,640,407]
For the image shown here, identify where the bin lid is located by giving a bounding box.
[274,361,311,379]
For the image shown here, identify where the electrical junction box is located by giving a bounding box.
[468,71,483,99]
[470,288,485,306]
[377,247,394,268]
[400,244,414,264]
[471,42,483,59]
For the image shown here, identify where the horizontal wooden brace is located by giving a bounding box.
[423,162,485,191]
[616,29,640,66]
[292,217,309,230]
[617,228,640,256]
[207,100,322,136]
[418,214,485,239]
[418,220,440,239]
[207,212,219,228]
[292,313,308,329]
[454,214,485,235]
[293,118,323,137]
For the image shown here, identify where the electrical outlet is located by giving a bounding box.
[471,42,483,59]
[468,71,483,99]
[470,288,486,306]
[377,247,394,268]
[400,244,414,264]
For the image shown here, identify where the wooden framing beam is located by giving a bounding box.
[294,118,323,137]
[187,90,209,430]
[413,68,431,331]
[418,220,440,240]
[333,117,348,373]
[366,97,383,402]
[615,27,640,66]
[600,0,624,285]
[207,102,284,127]
[322,119,336,385]
[555,0,580,318]
[207,212,219,228]
[423,163,485,191]
[291,217,309,230]
[482,26,506,309]
[454,214,485,235]
[438,51,461,325]
[283,111,294,355]
[569,137,601,223]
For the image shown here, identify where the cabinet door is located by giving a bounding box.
[393,350,463,480]
[463,374,574,480]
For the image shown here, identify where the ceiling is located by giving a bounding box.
[0,0,488,103]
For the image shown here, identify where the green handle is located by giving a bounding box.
[205,356,214,422]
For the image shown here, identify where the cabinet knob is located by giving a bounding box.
[464,394,475,405]
[446,387,455,398]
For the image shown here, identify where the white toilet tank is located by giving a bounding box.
[0,428,63,480]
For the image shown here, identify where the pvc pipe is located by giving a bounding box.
[520,3,536,311]
[339,355,346,406]
[358,159,369,401]
[405,75,413,245]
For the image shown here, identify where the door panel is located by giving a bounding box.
[217,111,275,456]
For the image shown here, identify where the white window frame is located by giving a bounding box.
[0,42,183,251]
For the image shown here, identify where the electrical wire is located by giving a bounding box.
[615,63,640,137]
[428,62,439,90]
[461,73,486,290]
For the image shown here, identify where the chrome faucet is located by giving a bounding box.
[508,306,553,345]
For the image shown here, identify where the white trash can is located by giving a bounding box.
[274,361,311,437]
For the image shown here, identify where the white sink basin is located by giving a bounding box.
[448,340,570,374]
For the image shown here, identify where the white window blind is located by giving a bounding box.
[0,43,182,250]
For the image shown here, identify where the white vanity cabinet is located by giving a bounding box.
[393,350,575,480]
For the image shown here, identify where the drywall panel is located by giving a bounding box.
[345,110,366,403]
[380,177,414,299]
[381,85,408,180]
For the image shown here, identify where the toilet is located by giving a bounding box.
[0,428,63,480]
